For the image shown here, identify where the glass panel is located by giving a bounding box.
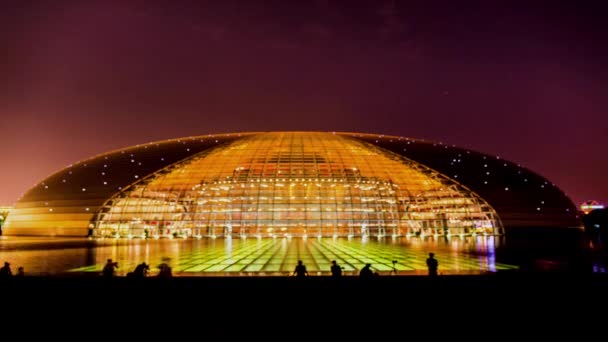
[96,132,500,238]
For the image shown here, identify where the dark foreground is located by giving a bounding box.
[2,273,607,332]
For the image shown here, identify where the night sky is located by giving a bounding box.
[1,0,607,206]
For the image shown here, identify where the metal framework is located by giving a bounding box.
[94,132,503,238]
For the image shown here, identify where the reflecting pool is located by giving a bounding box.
[0,235,519,276]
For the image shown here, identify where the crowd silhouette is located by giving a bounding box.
[101,258,172,278]
[0,253,441,280]
[0,262,27,279]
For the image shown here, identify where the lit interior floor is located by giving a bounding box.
[68,237,518,276]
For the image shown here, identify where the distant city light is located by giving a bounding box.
[581,200,605,215]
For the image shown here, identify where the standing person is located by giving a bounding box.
[102,259,119,278]
[426,252,439,276]
[157,257,172,278]
[0,262,12,278]
[16,267,25,277]
[293,260,308,277]
[330,260,342,277]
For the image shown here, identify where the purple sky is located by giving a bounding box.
[1,0,607,206]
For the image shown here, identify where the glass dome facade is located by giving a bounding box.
[5,131,580,237]
[96,132,499,238]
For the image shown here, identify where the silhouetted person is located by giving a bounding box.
[133,262,150,278]
[16,267,24,277]
[102,259,119,278]
[157,258,172,278]
[293,260,308,277]
[0,262,12,278]
[359,263,374,279]
[426,253,438,276]
[330,260,342,277]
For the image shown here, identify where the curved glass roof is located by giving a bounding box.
[347,133,580,228]
[5,131,580,236]
[96,132,499,237]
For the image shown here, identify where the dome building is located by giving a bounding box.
[4,132,581,237]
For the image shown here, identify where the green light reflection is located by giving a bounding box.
[67,236,517,276]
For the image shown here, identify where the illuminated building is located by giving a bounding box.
[4,132,580,237]
[580,200,605,215]
[0,206,12,233]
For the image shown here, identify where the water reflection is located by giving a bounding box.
[474,236,497,272]
[0,235,522,276]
